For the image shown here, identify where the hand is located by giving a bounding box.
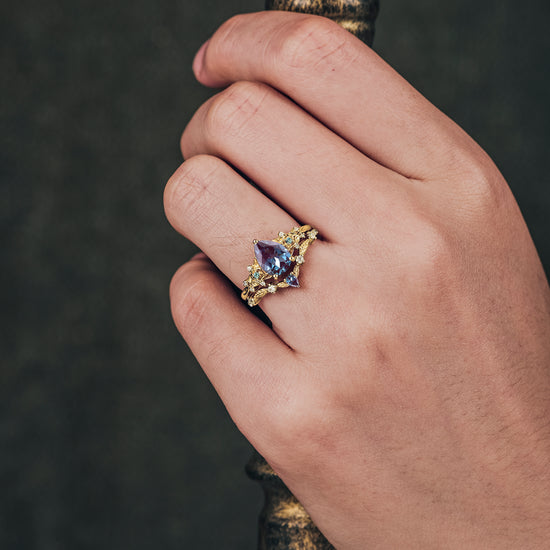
[164,12,550,548]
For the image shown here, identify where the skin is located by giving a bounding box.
[164,12,550,549]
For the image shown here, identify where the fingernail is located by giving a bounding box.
[193,39,210,77]
[190,251,208,262]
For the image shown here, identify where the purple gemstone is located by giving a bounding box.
[254,240,293,279]
[285,274,300,288]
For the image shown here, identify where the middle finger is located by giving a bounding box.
[181,80,409,243]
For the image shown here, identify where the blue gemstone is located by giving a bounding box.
[285,274,300,288]
[254,240,293,279]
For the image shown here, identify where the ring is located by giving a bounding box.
[241,225,319,307]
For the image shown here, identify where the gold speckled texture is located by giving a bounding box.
[267,0,379,45]
[252,6,376,548]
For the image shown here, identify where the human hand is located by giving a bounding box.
[164,12,550,548]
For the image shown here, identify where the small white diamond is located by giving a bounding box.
[243,280,249,287]
[294,243,300,249]
[296,255,305,264]
[268,285,277,293]
[248,298,255,307]
[308,230,318,239]
[278,232,285,238]
[292,227,299,232]
[259,280,266,287]
[247,265,253,272]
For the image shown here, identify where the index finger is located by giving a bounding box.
[193,11,484,181]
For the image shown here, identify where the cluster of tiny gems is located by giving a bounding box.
[241,225,318,307]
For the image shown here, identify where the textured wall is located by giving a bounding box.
[2,0,549,548]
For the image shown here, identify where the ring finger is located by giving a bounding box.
[164,154,330,342]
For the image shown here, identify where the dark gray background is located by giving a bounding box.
[2,0,549,548]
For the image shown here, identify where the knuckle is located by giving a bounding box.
[466,165,513,219]
[264,389,336,472]
[274,16,351,73]
[164,155,225,225]
[400,215,453,280]
[443,148,514,221]
[204,81,270,140]
[170,266,215,339]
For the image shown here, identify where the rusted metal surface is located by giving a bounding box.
[247,3,379,547]
[246,451,334,549]
[266,0,379,46]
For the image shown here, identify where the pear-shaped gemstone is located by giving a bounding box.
[285,274,300,288]
[254,240,293,279]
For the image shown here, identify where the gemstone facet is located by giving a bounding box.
[254,240,293,279]
[285,274,300,288]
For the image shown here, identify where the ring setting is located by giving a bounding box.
[241,225,318,307]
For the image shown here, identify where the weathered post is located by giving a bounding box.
[266,0,379,46]
[246,2,380,548]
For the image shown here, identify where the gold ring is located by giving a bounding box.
[241,225,318,307]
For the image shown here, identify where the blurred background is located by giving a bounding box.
[2,0,549,548]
